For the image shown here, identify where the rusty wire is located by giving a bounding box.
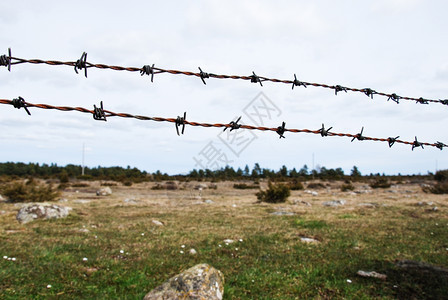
[1,98,445,151]
[2,48,447,106]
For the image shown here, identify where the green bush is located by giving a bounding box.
[2,180,60,203]
[307,182,326,189]
[233,183,259,189]
[122,181,133,186]
[289,180,304,191]
[370,178,391,189]
[434,169,448,182]
[256,182,290,203]
[340,182,355,192]
[422,182,448,194]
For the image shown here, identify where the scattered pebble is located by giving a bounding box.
[11,257,16,261]
[94,236,98,239]
[232,204,237,208]
[223,239,234,244]
[120,250,124,254]
[235,248,239,251]
[3,256,7,259]
[218,244,222,247]
[300,237,320,244]
[82,257,88,261]
[189,249,197,255]
[141,233,145,236]
[225,243,229,246]
[357,270,387,280]
[152,220,164,226]
[181,245,185,248]
[346,279,352,283]
[239,239,243,242]
[47,284,52,289]
[180,250,184,254]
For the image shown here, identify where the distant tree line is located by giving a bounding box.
[0,161,435,182]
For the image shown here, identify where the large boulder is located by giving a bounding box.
[16,203,72,224]
[143,263,224,300]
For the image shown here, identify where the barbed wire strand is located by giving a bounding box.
[1,98,445,151]
[2,49,447,106]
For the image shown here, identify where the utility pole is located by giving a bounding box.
[82,143,85,176]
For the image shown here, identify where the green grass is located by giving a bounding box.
[1,185,447,299]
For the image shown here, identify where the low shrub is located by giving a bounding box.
[422,182,448,194]
[233,183,259,189]
[122,181,133,187]
[434,169,448,182]
[101,182,118,187]
[340,182,355,192]
[370,178,391,189]
[256,182,290,203]
[1,180,60,203]
[306,182,326,189]
[289,180,304,191]
[71,183,90,188]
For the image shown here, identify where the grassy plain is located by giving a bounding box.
[1,179,447,299]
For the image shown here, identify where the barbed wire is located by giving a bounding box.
[1,48,447,106]
[1,97,445,151]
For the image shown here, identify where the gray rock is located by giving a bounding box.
[204,199,214,204]
[96,187,112,196]
[300,237,320,244]
[16,204,72,224]
[323,200,345,207]
[271,211,295,216]
[357,270,387,280]
[143,263,224,300]
[358,202,379,208]
[152,220,164,226]
[58,198,68,203]
[124,198,138,204]
[292,199,311,206]
[189,249,197,255]
[74,199,91,204]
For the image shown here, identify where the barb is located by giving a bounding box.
[4,51,446,106]
[318,123,332,137]
[0,98,444,150]
[12,96,31,115]
[93,101,107,121]
[224,116,242,132]
[175,112,186,135]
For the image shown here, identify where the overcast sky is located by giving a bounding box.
[1,0,447,175]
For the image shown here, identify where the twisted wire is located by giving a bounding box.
[4,51,446,106]
[0,98,443,150]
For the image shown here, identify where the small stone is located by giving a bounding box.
[346,279,352,283]
[180,250,184,254]
[311,191,318,196]
[232,204,237,208]
[78,228,90,233]
[74,199,90,204]
[223,239,234,244]
[189,248,197,255]
[11,257,16,261]
[323,200,345,207]
[96,187,112,196]
[239,239,243,242]
[181,245,186,248]
[82,257,88,261]
[3,256,7,259]
[120,250,124,254]
[300,237,320,244]
[152,220,164,226]
[124,198,138,204]
[204,199,214,204]
[357,270,387,280]
[47,284,52,289]
[271,211,295,216]
[141,233,145,236]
